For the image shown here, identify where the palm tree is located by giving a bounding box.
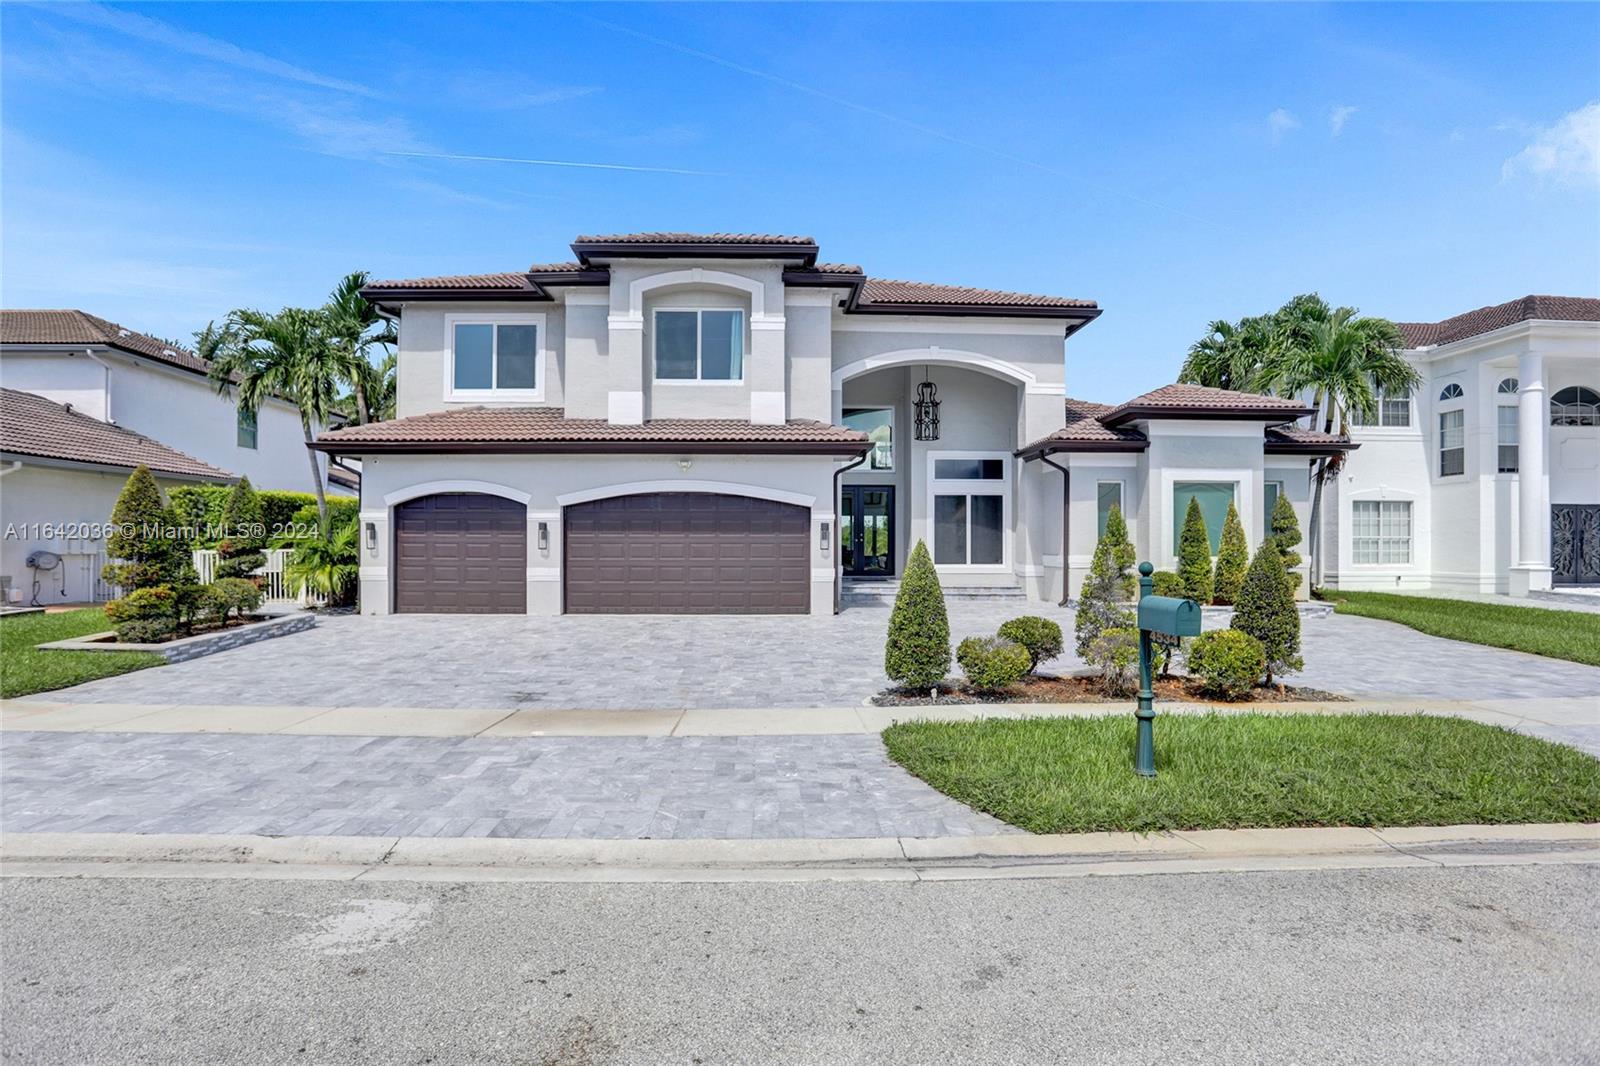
[285,519,360,606]
[208,307,343,526]
[1179,314,1278,391]
[323,271,396,425]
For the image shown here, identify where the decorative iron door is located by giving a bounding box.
[1552,505,1600,585]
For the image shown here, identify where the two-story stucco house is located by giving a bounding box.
[0,309,348,604]
[1324,296,1600,597]
[312,232,1347,616]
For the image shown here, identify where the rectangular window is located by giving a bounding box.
[934,458,1004,480]
[843,408,894,471]
[236,407,257,450]
[1096,482,1123,539]
[451,320,540,394]
[653,309,744,381]
[1172,481,1235,555]
[1497,406,1519,473]
[1352,501,1412,564]
[1263,480,1283,538]
[1353,387,1412,427]
[1439,409,1465,477]
[934,494,1003,565]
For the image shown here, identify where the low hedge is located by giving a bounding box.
[169,485,351,547]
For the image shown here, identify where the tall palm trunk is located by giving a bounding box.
[352,376,370,425]
[300,417,329,528]
[1307,458,1327,588]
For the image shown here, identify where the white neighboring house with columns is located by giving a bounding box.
[1325,295,1600,597]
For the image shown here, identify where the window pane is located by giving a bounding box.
[655,311,698,379]
[970,495,1003,565]
[934,458,1004,480]
[237,407,257,449]
[1263,481,1282,538]
[1439,410,1464,476]
[1497,406,1518,444]
[1381,395,1411,426]
[700,310,743,380]
[495,324,538,389]
[934,495,968,564]
[453,324,494,389]
[1172,481,1234,554]
[843,409,893,470]
[1096,482,1122,539]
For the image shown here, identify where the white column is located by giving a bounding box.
[1510,351,1552,595]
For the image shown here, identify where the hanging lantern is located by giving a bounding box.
[913,369,941,441]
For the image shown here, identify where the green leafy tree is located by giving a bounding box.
[216,477,267,580]
[1102,503,1136,599]
[1211,501,1249,606]
[1075,532,1135,659]
[285,520,361,607]
[323,270,396,425]
[1232,542,1302,684]
[1178,314,1279,392]
[1177,496,1214,605]
[1271,493,1303,589]
[885,540,951,691]
[102,466,179,591]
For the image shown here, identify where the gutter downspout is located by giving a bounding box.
[1036,452,1072,606]
[84,349,115,422]
[832,452,868,614]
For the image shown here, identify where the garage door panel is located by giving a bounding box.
[564,492,809,615]
[393,493,526,614]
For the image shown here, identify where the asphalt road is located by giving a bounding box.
[3,865,1597,1065]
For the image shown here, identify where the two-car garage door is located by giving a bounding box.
[391,491,810,615]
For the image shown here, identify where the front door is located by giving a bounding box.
[841,485,895,578]
[1552,504,1600,585]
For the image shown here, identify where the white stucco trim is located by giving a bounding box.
[555,481,818,508]
[832,347,1040,391]
[785,290,839,308]
[832,317,1069,338]
[608,390,644,424]
[629,268,766,318]
[526,570,562,581]
[1158,466,1257,564]
[750,390,786,424]
[382,480,534,507]
[563,291,609,307]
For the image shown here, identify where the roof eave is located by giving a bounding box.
[571,240,819,267]
[843,301,1100,335]
[1100,403,1315,428]
[308,439,870,457]
[1265,441,1361,456]
[1015,439,1148,460]
[0,450,236,483]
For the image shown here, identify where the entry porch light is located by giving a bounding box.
[913,368,941,442]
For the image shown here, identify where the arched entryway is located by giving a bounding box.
[393,493,527,614]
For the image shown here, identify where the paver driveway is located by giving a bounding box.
[22,601,1600,708]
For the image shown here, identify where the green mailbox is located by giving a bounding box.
[1132,562,1202,778]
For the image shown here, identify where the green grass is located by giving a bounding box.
[0,608,164,699]
[1320,590,1600,667]
[882,713,1600,833]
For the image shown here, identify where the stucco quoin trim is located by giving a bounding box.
[831,348,1041,390]
[554,480,817,509]
[382,480,534,507]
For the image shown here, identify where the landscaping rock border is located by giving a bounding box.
[36,611,316,663]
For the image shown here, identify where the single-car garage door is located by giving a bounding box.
[564,493,810,614]
[393,493,526,614]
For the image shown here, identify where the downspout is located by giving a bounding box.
[85,349,115,422]
[831,452,868,614]
[1036,451,1072,606]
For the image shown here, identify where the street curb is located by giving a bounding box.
[4,824,1595,872]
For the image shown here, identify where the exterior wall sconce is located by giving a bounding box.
[364,522,376,551]
[819,521,830,553]
[678,459,693,472]
[537,522,549,551]
[914,368,941,441]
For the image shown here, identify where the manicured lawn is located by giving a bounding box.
[1320,590,1600,667]
[882,713,1600,833]
[0,608,164,699]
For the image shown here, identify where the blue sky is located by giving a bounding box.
[3,2,1596,402]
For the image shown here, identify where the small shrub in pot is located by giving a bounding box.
[1185,629,1267,699]
[956,637,1031,692]
[997,616,1063,673]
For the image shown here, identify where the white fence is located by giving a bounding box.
[192,547,316,604]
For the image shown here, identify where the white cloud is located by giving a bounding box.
[1329,105,1358,137]
[1267,108,1301,144]
[1502,101,1600,187]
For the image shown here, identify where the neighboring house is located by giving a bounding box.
[0,388,234,605]
[1325,296,1600,596]
[312,231,1343,616]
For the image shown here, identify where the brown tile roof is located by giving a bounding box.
[858,278,1097,310]
[310,407,870,454]
[1018,389,1350,457]
[0,388,234,481]
[1,310,212,378]
[1265,424,1354,453]
[1397,295,1600,348]
[1017,399,1149,454]
[364,272,541,292]
[1100,383,1311,426]
[573,232,816,245]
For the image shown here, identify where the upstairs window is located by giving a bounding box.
[1497,377,1519,395]
[448,315,542,398]
[1497,405,1519,473]
[1352,386,1411,427]
[1438,382,1465,402]
[843,408,894,470]
[1439,409,1465,477]
[1551,386,1600,426]
[654,309,744,382]
[237,407,257,450]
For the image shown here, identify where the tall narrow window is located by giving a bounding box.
[1096,482,1123,539]
[236,407,258,450]
[1263,481,1284,538]
[1172,481,1235,554]
[1497,405,1519,473]
[1439,409,1465,477]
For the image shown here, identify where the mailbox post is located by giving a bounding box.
[1132,561,1202,777]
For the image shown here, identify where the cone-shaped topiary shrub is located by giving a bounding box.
[1232,541,1302,683]
[1271,492,1303,589]
[102,465,180,591]
[217,477,267,580]
[1102,503,1137,600]
[885,540,951,691]
[1211,501,1249,606]
[997,616,1064,673]
[1177,495,1214,605]
[1075,531,1135,659]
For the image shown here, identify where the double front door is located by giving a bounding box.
[1552,504,1600,585]
[841,485,895,578]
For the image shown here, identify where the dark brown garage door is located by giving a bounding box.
[393,493,526,614]
[564,493,810,614]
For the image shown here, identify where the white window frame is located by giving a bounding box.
[1263,479,1285,538]
[236,406,258,450]
[1351,499,1413,566]
[1438,407,1465,478]
[652,307,746,385]
[927,450,1011,572]
[843,406,895,472]
[1496,403,1519,475]
[1352,386,1412,428]
[444,312,546,402]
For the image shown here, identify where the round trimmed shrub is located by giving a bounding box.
[997,616,1063,673]
[208,577,263,622]
[956,636,1031,692]
[1151,570,1185,598]
[104,586,177,626]
[1185,629,1266,699]
[885,540,951,690]
[113,618,176,644]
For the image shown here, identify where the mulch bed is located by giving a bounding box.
[871,673,1348,707]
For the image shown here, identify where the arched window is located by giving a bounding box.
[1439,383,1465,401]
[1497,378,1519,394]
[1551,386,1600,427]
